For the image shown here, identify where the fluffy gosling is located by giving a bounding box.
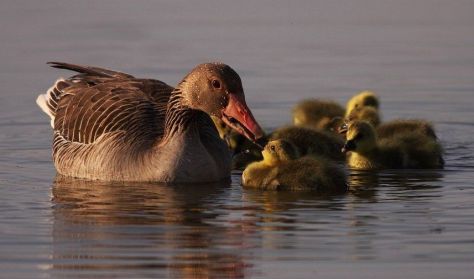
[270,126,345,161]
[242,139,347,192]
[292,99,345,132]
[342,121,444,170]
[345,90,379,117]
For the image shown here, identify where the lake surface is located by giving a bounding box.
[1,0,474,278]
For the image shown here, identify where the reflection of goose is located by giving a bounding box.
[37,62,263,182]
[342,121,444,170]
[51,176,247,278]
[242,140,347,192]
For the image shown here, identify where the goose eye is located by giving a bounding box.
[212,80,221,89]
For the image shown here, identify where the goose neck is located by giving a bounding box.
[163,87,198,140]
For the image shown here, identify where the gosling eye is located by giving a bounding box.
[211,79,221,89]
[270,145,276,152]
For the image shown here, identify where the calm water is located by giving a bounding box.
[1,0,474,278]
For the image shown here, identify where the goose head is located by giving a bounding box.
[262,140,299,166]
[180,63,264,142]
[342,121,377,154]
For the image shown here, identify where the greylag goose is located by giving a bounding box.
[342,121,444,170]
[36,62,263,182]
[242,139,347,192]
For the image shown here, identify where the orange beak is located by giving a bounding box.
[221,93,264,143]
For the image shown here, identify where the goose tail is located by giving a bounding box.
[36,78,66,128]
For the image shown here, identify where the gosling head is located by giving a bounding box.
[262,139,299,166]
[180,63,264,142]
[342,121,377,154]
[346,90,379,116]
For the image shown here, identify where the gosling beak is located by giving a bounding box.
[338,123,348,135]
[253,136,268,150]
[341,140,356,153]
[222,93,264,143]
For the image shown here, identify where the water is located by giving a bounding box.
[1,0,474,278]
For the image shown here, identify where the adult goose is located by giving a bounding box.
[36,62,263,183]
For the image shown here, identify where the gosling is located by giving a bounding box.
[339,117,438,140]
[292,99,345,132]
[211,116,265,169]
[344,106,381,127]
[345,90,379,117]
[342,121,444,170]
[270,126,345,161]
[242,140,347,192]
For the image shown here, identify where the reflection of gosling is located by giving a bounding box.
[345,90,379,117]
[292,99,345,131]
[270,126,345,161]
[242,140,347,192]
[343,121,444,170]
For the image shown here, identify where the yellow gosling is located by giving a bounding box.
[346,106,381,127]
[212,115,265,169]
[345,90,379,117]
[270,126,345,161]
[242,140,347,192]
[376,119,437,140]
[343,121,444,170]
[292,99,345,131]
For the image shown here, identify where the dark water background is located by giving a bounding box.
[1,0,474,278]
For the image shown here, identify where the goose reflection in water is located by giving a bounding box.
[51,176,250,278]
[49,169,445,277]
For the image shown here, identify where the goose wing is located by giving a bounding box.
[48,62,174,146]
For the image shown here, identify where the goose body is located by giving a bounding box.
[242,140,347,192]
[37,62,263,182]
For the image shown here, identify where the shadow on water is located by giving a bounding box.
[50,175,249,279]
